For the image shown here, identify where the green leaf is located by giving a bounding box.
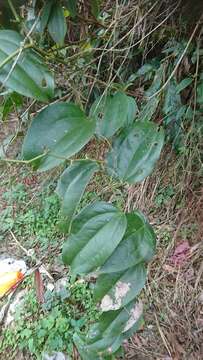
[38,0,54,32]
[90,92,129,138]
[137,97,159,122]
[126,96,138,125]
[0,30,54,101]
[145,64,163,97]
[62,201,127,275]
[56,160,99,230]
[22,102,95,171]
[90,0,100,18]
[74,300,143,359]
[176,78,193,93]
[106,122,164,184]
[94,264,146,309]
[48,3,67,45]
[64,0,77,17]
[1,91,23,121]
[163,80,181,115]
[100,211,156,274]
[197,82,203,104]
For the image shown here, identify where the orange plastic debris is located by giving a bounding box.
[0,271,24,298]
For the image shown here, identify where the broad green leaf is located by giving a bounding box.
[100,211,156,274]
[137,97,159,122]
[137,63,154,76]
[64,0,77,17]
[56,160,99,230]
[163,80,184,149]
[106,122,164,184]
[48,2,67,45]
[22,102,95,171]
[62,201,127,275]
[126,96,138,125]
[163,80,181,115]
[176,78,193,93]
[90,92,129,138]
[197,82,203,104]
[0,30,54,101]
[38,0,54,32]
[145,64,163,97]
[94,264,146,309]
[90,0,100,18]
[74,300,143,359]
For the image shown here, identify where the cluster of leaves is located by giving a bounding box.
[0,1,202,358]
[0,278,99,359]
[0,27,164,358]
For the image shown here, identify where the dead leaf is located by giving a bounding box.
[169,241,190,267]
[34,269,44,304]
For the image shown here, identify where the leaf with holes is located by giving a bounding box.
[100,211,156,274]
[90,92,129,138]
[62,201,127,275]
[56,160,99,231]
[22,102,95,171]
[0,30,54,101]
[106,122,164,184]
[48,2,67,45]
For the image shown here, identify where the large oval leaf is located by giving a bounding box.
[62,201,127,275]
[94,263,146,310]
[106,121,164,184]
[48,2,67,45]
[0,30,54,101]
[90,92,129,138]
[100,211,156,274]
[22,102,96,171]
[56,160,99,231]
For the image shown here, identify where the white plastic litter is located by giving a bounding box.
[0,256,27,274]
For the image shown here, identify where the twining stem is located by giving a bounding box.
[0,44,33,71]
[7,0,21,23]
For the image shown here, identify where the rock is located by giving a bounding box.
[43,352,70,360]
[5,289,27,326]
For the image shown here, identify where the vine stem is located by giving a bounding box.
[0,153,104,166]
[0,44,33,71]
[0,152,48,164]
[7,0,21,23]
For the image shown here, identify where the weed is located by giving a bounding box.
[154,184,175,208]
[0,278,100,359]
[0,180,61,253]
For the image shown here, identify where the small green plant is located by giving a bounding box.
[0,278,99,360]
[155,184,175,208]
[0,180,61,252]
